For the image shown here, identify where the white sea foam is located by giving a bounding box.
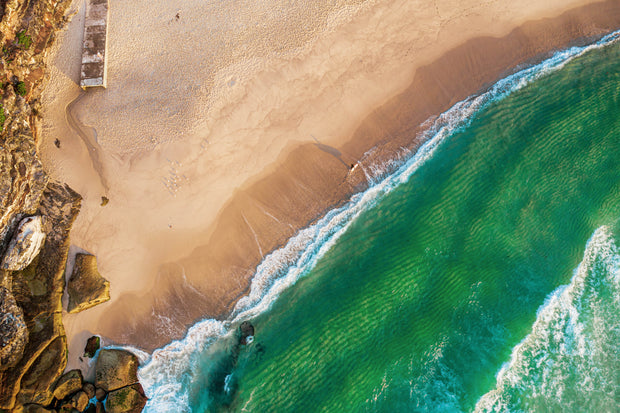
[474,225,620,412]
[138,30,620,412]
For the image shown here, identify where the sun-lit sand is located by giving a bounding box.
[37,0,620,364]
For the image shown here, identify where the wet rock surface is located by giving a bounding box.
[67,254,110,314]
[239,321,255,345]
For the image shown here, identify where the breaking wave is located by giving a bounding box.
[474,225,620,412]
[137,30,620,412]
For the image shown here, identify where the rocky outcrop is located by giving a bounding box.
[84,335,100,358]
[67,254,110,313]
[1,216,45,271]
[95,349,140,392]
[0,0,149,411]
[0,183,81,410]
[0,1,86,409]
[0,283,27,370]
[33,348,149,412]
[239,321,255,345]
[52,369,83,400]
[0,0,77,407]
[106,383,148,413]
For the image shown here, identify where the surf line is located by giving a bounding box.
[473,225,620,412]
[136,29,620,413]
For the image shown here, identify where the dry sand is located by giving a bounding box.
[37,0,620,362]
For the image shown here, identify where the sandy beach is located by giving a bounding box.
[37,0,620,363]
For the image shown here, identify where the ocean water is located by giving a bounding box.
[137,31,620,412]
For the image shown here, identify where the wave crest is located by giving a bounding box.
[475,225,620,412]
[138,30,620,412]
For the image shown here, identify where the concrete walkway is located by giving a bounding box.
[80,0,109,88]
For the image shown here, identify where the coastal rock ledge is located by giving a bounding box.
[52,369,83,400]
[0,284,28,370]
[95,349,147,412]
[95,349,140,392]
[67,253,110,313]
[0,0,147,411]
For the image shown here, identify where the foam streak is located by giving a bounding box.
[138,30,620,412]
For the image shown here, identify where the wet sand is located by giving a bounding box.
[37,0,620,360]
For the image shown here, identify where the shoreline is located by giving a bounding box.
[138,36,620,410]
[36,0,620,356]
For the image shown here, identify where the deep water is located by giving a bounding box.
[139,33,620,413]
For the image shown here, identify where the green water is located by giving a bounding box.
[189,41,620,412]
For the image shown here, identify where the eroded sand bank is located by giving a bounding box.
[38,0,620,361]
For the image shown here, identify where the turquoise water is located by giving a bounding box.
[138,32,620,412]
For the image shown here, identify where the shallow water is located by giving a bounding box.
[139,33,620,412]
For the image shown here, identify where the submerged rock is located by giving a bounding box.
[95,349,139,392]
[67,254,110,314]
[105,383,147,413]
[52,369,83,400]
[84,335,101,358]
[1,216,45,271]
[239,321,254,345]
[0,285,27,371]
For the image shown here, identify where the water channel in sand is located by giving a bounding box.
[65,92,108,192]
[35,0,620,366]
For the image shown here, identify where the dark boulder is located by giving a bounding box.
[239,321,254,345]
[95,387,106,401]
[84,335,101,358]
[82,382,96,399]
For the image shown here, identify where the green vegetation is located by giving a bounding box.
[16,30,31,49]
[0,104,5,132]
[108,387,130,407]
[2,46,14,62]
[15,81,26,96]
